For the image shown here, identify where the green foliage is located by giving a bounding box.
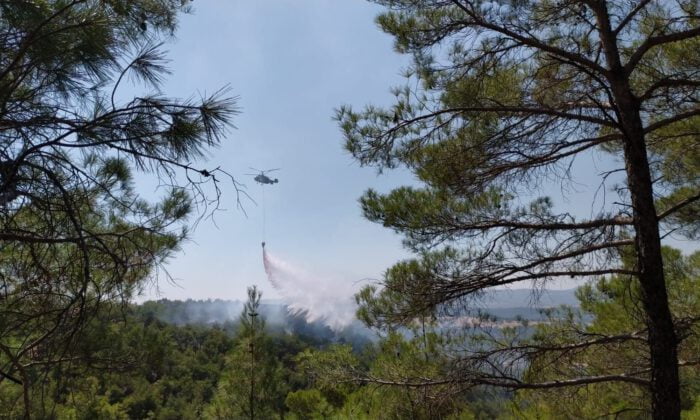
[205,286,286,419]
[294,326,506,419]
[285,389,334,419]
[0,303,235,419]
[0,1,238,414]
[519,248,700,418]
[338,1,699,415]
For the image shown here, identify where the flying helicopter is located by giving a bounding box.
[246,168,280,185]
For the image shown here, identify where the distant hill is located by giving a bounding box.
[480,288,579,309]
[136,299,376,349]
[137,288,581,334]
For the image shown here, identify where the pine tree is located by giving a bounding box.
[520,247,700,417]
[339,1,699,417]
[0,2,238,415]
[206,286,284,419]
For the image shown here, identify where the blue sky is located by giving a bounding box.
[140,1,415,301]
[138,1,698,302]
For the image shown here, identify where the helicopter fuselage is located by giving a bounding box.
[254,174,278,184]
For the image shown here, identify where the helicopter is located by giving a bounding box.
[246,168,280,185]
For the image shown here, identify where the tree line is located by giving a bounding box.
[1,252,699,418]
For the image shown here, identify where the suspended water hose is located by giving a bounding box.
[261,183,266,245]
[244,167,279,247]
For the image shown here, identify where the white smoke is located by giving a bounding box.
[263,246,359,331]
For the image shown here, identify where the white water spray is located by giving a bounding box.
[263,246,358,331]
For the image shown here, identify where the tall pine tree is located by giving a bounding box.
[207,286,284,419]
[339,1,699,417]
[0,2,238,414]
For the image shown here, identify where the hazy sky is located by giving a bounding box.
[137,1,697,302]
[139,1,415,301]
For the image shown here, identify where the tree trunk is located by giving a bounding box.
[624,125,680,418]
[592,3,681,415]
[628,159,679,418]
[614,82,680,419]
[20,366,31,420]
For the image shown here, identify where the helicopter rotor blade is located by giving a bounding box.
[263,168,281,173]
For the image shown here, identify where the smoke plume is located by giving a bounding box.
[263,246,358,330]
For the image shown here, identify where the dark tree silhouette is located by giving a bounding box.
[0,1,239,414]
[339,1,699,417]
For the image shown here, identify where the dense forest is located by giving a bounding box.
[1,0,698,419]
[1,248,699,418]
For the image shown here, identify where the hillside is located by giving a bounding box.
[139,288,580,333]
